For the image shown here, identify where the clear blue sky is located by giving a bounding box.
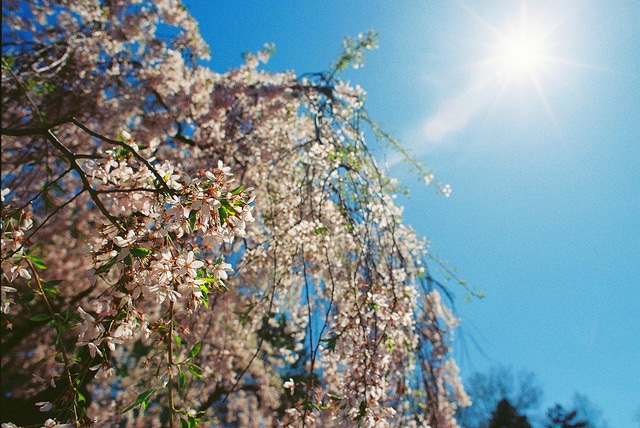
[187,1,640,425]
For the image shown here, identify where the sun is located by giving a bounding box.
[491,21,551,82]
[422,1,597,141]
[468,2,566,123]
[500,30,546,75]
[459,1,562,93]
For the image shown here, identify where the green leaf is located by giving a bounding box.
[174,334,183,348]
[130,247,152,257]
[17,293,36,304]
[196,277,222,286]
[180,417,199,428]
[355,400,367,420]
[199,288,209,308]
[230,184,245,195]
[188,209,197,232]
[29,255,47,270]
[122,389,157,413]
[179,370,187,388]
[218,206,228,224]
[117,132,127,143]
[123,254,132,267]
[188,341,202,359]
[114,146,131,159]
[43,286,60,297]
[187,363,204,379]
[314,226,329,235]
[95,255,118,274]
[30,313,51,322]
[2,56,15,70]
[220,199,234,211]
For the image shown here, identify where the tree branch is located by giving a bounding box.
[2,117,176,196]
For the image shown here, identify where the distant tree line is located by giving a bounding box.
[456,365,609,428]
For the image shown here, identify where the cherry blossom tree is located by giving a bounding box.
[1,1,471,426]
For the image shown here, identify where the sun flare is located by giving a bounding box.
[470,2,567,124]
[425,1,602,141]
[500,30,546,74]
[491,22,551,82]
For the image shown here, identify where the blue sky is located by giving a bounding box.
[187,1,640,425]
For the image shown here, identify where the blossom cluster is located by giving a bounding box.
[79,146,255,356]
[0,193,34,315]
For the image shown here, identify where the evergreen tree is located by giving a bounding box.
[488,398,532,428]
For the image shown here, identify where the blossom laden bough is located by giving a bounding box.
[1,1,472,427]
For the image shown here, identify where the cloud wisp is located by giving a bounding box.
[422,76,490,143]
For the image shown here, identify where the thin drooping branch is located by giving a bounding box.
[1,117,176,196]
[43,130,121,228]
